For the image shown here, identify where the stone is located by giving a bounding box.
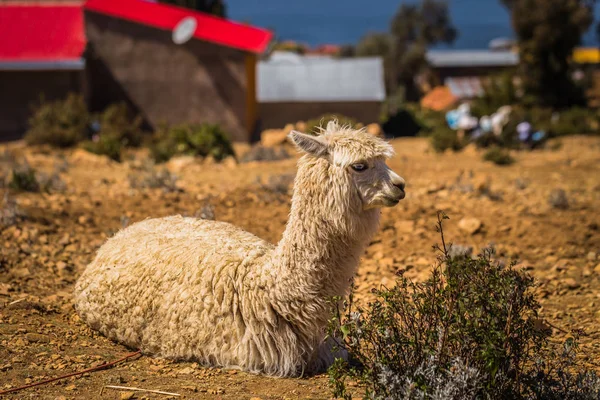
[594,263,600,273]
[120,392,136,400]
[178,366,195,375]
[472,175,491,193]
[25,333,50,343]
[563,278,580,290]
[0,283,11,296]
[458,217,482,235]
[548,188,569,209]
[222,156,238,169]
[587,252,597,261]
[166,155,197,173]
[65,384,76,391]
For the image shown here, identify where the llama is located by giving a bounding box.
[73,121,406,377]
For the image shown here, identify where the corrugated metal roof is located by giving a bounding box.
[427,50,518,68]
[258,53,386,102]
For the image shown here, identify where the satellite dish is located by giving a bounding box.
[172,16,197,45]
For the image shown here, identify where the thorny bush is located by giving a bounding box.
[328,212,600,400]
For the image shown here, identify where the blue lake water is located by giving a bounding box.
[227,0,600,49]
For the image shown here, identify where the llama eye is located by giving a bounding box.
[351,163,368,172]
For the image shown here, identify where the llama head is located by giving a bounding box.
[288,120,405,210]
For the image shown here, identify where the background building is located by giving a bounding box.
[257,52,386,130]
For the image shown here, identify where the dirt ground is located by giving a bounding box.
[1,136,599,400]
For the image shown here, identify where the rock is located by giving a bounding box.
[594,263,600,273]
[178,366,195,375]
[0,283,11,296]
[587,252,597,261]
[77,215,92,225]
[65,384,76,391]
[472,175,491,193]
[548,189,569,209]
[366,123,383,137]
[222,156,238,169]
[68,148,114,167]
[426,183,445,194]
[25,333,50,343]
[458,217,482,235]
[120,392,136,400]
[563,278,580,290]
[515,178,529,190]
[166,155,197,173]
[260,129,289,148]
[12,267,31,278]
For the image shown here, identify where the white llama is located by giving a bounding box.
[73,122,406,377]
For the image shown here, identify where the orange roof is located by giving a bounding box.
[420,86,458,111]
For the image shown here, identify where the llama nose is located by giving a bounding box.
[393,177,406,192]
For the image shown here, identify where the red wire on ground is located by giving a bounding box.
[0,350,142,396]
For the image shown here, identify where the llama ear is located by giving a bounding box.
[288,130,329,157]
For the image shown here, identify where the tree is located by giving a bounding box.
[354,0,457,101]
[159,0,226,17]
[502,0,594,108]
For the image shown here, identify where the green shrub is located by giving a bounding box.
[9,164,39,192]
[95,103,144,147]
[483,147,516,165]
[547,107,599,137]
[470,72,519,118]
[24,94,90,148]
[149,123,235,163]
[305,114,359,135]
[430,126,465,153]
[328,212,600,400]
[381,106,425,137]
[81,134,123,162]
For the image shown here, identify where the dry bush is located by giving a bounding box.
[328,212,600,400]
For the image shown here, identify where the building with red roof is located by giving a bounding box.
[0,0,273,141]
[0,2,87,138]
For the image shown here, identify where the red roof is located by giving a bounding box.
[0,3,86,63]
[84,0,273,54]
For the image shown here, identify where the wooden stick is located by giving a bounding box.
[104,385,181,397]
[0,350,142,395]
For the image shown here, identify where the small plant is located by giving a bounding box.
[25,94,90,148]
[430,126,465,153]
[149,123,235,163]
[95,103,144,147]
[240,145,290,163]
[82,134,123,162]
[0,192,24,228]
[328,212,600,399]
[305,114,359,135]
[483,147,516,165]
[9,163,39,192]
[547,107,599,137]
[470,72,519,118]
[80,103,144,162]
[128,163,179,192]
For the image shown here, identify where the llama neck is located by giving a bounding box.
[270,157,380,300]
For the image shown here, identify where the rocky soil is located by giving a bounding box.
[1,136,599,399]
